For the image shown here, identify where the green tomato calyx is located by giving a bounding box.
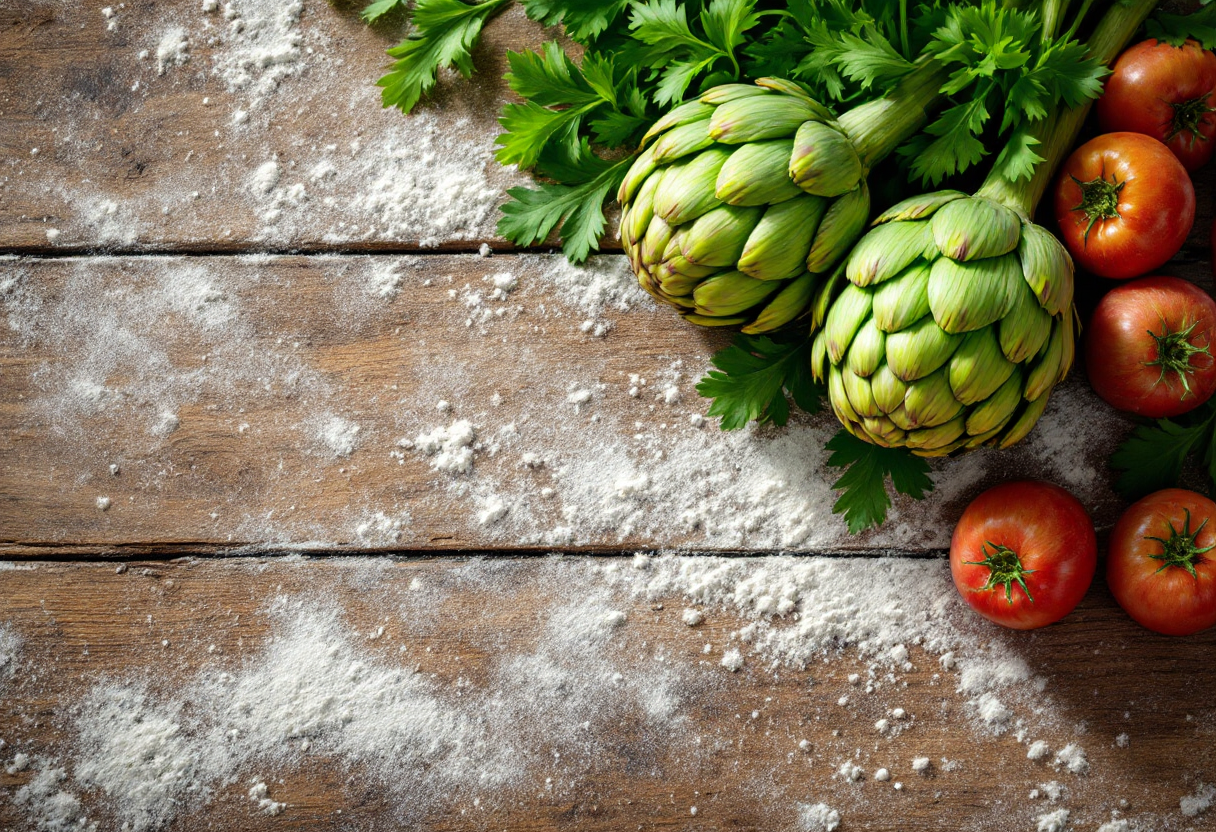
[1069,174,1124,245]
[1147,508,1215,579]
[966,541,1035,605]
[1146,318,1211,400]
[1168,93,1216,150]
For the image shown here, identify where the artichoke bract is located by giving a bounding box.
[618,66,945,334]
[810,186,1075,457]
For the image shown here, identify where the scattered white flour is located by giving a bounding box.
[353,511,408,545]
[1036,808,1069,832]
[911,756,931,774]
[1115,733,1129,749]
[837,761,863,782]
[1037,781,1065,801]
[414,420,477,475]
[6,753,30,774]
[1096,821,1129,832]
[974,692,1013,733]
[318,416,360,458]
[212,0,305,103]
[0,623,20,683]
[797,802,840,831]
[370,262,403,300]
[13,763,89,832]
[151,410,180,437]
[1053,744,1089,775]
[476,496,507,526]
[340,117,514,247]
[73,686,201,832]
[1027,740,1050,761]
[249,161,281,196]
[247,782,285,816]
[681,608,704,626]
[1181,782,1216,817]
[720,648,744,672]
[155,28,189,75]
[96,496,112,511]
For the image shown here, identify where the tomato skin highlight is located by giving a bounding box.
[1085,276,1216,418]
[1107,489,1216,636]
[1097,39,1216,172]
[949,481,1097,630]
[1053,132,1195,280]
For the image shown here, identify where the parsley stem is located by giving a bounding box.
[1042,0,1072,43]
[1064,0,1098,42]
[898,0,909,59]
[975,0,1159,217]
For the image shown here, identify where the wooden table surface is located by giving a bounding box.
[2,3,1216,831]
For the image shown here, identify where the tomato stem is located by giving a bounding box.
[1168,94,1216,150]
[1069,173,1124,245]
[1146,318,1212,400]
[1146,509,1215,579]
[966,541,1035,605]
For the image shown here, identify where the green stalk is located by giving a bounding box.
[976,0,1160,216]
[838,60,952,170]
[1041,0,1072,44]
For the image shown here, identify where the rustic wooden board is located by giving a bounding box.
[0,0,540,252]
[1,557,1214,832]
[1,252,1183,556]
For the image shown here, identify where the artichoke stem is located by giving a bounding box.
[838,59,951,170]
[974,0,1160,218]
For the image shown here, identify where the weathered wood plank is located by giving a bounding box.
[1,557,1214,832]
[0,0,538,252]
[0,253,1171,556]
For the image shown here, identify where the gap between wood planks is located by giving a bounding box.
[0,544,949,562]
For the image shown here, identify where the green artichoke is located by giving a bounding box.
[804,0,1160,458]
[810,189,1076,457]
[618,68,944,334]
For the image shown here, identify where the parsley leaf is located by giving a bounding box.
[902,0,1107,186]
[519,0,632,42]
[826,431,935,534]
[629,0,761,106]
[904,91,991,186]
[361,0,407,24]
[696,334,824,431]
[1145,1,1216,50]
[498,138,634,262]
[987,122,1044,183]
[496,46,642,169]
[377,0,512,114]
[1110,404,1216,500]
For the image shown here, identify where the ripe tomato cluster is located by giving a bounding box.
[947,40,1216,637]
[1054,38,1216,420]
[950,481,1216,636]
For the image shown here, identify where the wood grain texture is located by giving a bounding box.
[3,252,1194,557]
[1,557,1214,832]
[0,0,539,252]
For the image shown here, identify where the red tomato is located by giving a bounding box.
[1085,276,1216,418]
[1107,489,1216,636]
[949,481,1097,630]
[1097,39,1216,172]
[1053,132,1195,280]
